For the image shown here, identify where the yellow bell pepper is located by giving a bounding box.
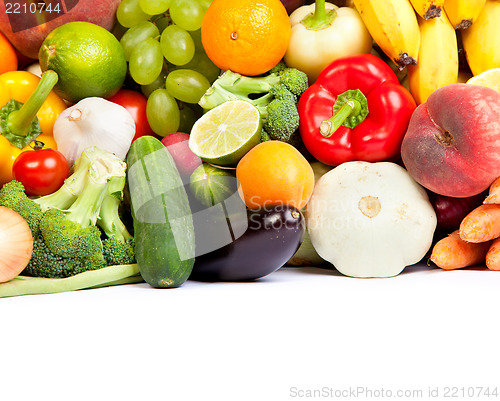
[283,0,373,84]
[0,70,66,185]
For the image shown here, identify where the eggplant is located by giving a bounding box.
[190,205,305,282]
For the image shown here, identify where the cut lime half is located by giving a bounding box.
[188,100,262,166]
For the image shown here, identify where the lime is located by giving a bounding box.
[467,68,500,93]
[190,163,238,207]
[188,100,262,166]
[38,21,127,103]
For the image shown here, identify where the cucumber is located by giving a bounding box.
[126,136,195,288]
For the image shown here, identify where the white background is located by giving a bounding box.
[2,263,499,401]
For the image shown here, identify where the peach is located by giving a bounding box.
[0,0,121,59]
[401,83,500,198]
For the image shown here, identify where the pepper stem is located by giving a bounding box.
[319,89,369,138]
[301,0,337,30]
[7,70,58,137]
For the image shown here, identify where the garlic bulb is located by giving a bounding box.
[53,97,136,166]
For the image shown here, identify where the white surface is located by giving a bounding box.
[2,263,500,401]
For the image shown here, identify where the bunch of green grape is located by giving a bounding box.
[116,0,220,136]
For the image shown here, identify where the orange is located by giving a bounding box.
[0,31,18,75]
[201,0,291,76]
[236,141,315,210]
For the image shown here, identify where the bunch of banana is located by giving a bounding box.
[461,0,500,76]
[409,0,445,19]
[353,0,420,70]
[407,12,458,104]
[443,0,486,29]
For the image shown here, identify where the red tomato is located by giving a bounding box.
[108,89,155,141]
[13,145,69,196]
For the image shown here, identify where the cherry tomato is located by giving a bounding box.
[12,143,69,196]
[108,89,156,141]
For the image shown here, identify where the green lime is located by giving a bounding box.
[190,163,238,207]
[38,21,127,103]
[188,100,262,166]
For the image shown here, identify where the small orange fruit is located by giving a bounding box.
[201,0,291,76]
[236,141,315,210]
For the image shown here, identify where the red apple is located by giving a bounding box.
[401,83,500,198]
[161,132,202,179]
[0,0,121,59]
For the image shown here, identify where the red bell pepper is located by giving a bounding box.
[298,54,416,166]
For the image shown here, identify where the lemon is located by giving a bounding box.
[38,21,127,103]
[188,100,262,166]
[466,68,500,93]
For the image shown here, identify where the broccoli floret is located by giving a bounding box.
[0,147,136,279]
[268,60,288,75]
[39,208,104,259]
[260,129,271,142]
[279,68,309,96]
[102,237,136,266]
[263,97,300,142]
[198,65,308,143]
[25,234,106,278]
[0,180,43,234]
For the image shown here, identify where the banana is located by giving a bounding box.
[461,0,500,76]
[353,0,420,70]
[409,0,445,19]
[443,0,486,29]
[407,12,458,104]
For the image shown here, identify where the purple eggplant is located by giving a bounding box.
[190,205,305,282]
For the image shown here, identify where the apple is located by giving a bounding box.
[161,132,202,180]
[0,0,121,59]
[401,83,500,198]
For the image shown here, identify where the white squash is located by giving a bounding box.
[305,161,437,278]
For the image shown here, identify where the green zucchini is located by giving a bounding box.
[126,136,195,288]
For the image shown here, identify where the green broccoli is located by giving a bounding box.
[0,180,43,235]
[0,147,136,279]
[39,208,104,259]
[198,64,309,143]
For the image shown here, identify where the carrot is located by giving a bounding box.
[486,238,500,271]
[430,230,490,270]
[459,203,500,243]
[484,176,500,204]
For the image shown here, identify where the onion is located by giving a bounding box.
[427,190,486,234]
[53,97,136,167]
[0,207,33,283]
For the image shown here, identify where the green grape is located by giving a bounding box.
[116,0,151,28]
[180,50,221,83]
[129,38,164,85]
[139,0,171,15]
[146,89,180,136]
[169,0,205,31]
[154,16,172,33]
[198,0,213,10]
[188,29,203,52]
[160,25,195,66]
[141,68,169,97]
[177,102,201,134]
[120,21,160,61]
[165,69,211,104]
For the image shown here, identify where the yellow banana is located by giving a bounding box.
[443,0,486,29]
[353,0,420,70]
[407,12,458,104]
[409,0,445,19]
[461,0,500,76]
